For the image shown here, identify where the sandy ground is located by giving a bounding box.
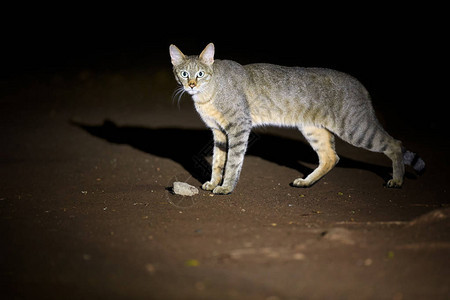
[1,64,449,299]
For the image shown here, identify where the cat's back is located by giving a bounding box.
[240,63,371,127]
[214,61,361,93]
[244,63,369,103]
[244,63,358,87]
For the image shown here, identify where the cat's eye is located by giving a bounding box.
[180,71,189,78]
[196,71,205,78]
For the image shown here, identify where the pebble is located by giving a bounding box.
[173,182,199,196]
[321,227,355,245]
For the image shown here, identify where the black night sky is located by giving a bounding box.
[1,5,445,126]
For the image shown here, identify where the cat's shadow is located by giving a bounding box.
[71,119,409,186]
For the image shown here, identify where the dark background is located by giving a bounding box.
[1,6,449,299]
[1,5,446,127]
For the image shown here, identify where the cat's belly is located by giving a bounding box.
[250,107,300,127]
[249,97,333,128]
[247,92,306,127]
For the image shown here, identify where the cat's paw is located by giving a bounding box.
[292,178,312,188]
[212,185,233,195]
[202,181,217,191]
[386,178,403,188]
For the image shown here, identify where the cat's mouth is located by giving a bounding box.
[186,88,200,95]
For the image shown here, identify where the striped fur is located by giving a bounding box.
[170,43,425,194]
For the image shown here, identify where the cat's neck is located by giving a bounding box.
[191,82,216,105]
[192,94,212,105]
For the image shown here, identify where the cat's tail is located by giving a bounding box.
[402,147,426,174]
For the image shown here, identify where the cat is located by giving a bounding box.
[169,43,425,195]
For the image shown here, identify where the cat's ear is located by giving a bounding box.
[199,43,215,66]
[169,44,186,66]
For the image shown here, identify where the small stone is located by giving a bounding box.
[293,253,306,260]
[173,182,199,196]
[145,263,156,274]
[321,227,355,245]
[364,258,373,266]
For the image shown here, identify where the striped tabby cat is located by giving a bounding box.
[169,43,425,195]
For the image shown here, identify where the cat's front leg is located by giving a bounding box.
[212,127,250,195]
[202,128,227,191]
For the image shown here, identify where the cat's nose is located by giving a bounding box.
[188,80,197,88]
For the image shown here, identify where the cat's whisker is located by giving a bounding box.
[171,86,182,103]
[176,89,186,109]
[172,86,186,109]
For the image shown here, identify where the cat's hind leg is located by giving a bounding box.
[293,125,340,187]
[382,140,405,188]
[335,118,405,188]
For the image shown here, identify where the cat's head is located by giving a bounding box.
[169,43,215,95]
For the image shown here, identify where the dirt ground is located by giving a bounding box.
[1,57,449,300]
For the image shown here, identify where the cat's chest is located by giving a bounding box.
[194,100,230,131]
